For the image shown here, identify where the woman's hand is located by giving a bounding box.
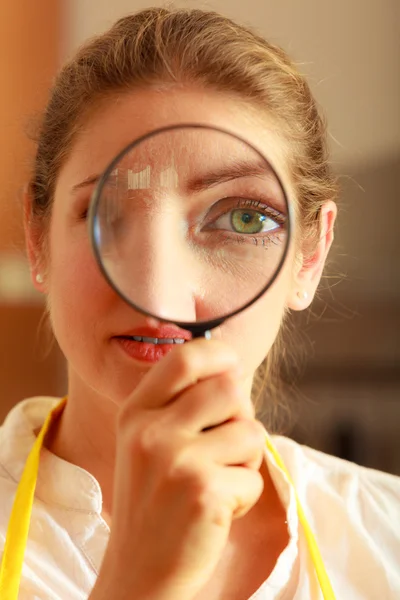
[91,338,266,600]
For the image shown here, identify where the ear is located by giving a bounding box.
[287,200,337,310]
[23,185,47,293]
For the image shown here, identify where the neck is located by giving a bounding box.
[46,384,118,522]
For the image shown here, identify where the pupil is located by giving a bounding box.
[242,213,252,224]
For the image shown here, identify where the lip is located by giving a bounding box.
[112,324,192,364]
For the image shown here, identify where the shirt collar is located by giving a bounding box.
[0,397,103,513]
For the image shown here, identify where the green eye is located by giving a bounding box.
[231,209,267,234]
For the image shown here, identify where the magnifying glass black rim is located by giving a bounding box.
[88,123,293,334]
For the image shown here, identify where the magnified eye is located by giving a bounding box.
[229,208,279,234]
[210,202,283,236]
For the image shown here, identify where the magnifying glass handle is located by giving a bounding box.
[191,330,212,340]
[184,317,224,340]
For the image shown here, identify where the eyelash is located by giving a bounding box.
[224,197,285,225]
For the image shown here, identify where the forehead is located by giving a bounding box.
[57,86,294,197]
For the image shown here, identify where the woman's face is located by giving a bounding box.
[36,87,306,403]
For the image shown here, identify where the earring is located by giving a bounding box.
[297,290,308,300]
[36,274,44,284]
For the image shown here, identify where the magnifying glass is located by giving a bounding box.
[88,124,292,339]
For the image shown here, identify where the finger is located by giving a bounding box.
[194,418,266,470]
[214,465,264,520]
[169,373,254,432]
[125,338,239,411]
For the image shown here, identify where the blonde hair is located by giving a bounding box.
[29,7,338,426]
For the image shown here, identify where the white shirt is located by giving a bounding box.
[0,397,399,599]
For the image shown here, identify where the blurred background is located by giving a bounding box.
[0,1,399,473]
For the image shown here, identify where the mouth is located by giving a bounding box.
[113,324,191,363]
[120,335,186,345]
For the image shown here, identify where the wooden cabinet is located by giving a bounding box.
[0,302,65,423]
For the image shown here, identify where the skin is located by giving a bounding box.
[25,86,336,597]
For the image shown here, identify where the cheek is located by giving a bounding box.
[46,214,115,356]
[218,271,291,376]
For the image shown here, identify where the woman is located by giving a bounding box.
[0,7,399,600]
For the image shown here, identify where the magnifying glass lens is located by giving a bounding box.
[90,126,290,329]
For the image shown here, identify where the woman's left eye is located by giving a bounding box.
[210,206,282,235]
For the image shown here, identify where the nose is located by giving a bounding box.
[104,202,197,324]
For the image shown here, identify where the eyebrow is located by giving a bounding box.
[185,157,276,193]
[70,157,277,195]
[71,174,101,193]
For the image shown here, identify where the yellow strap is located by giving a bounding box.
[0,398,335,600]
[0,398,67,600]
[265,434,336,600]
